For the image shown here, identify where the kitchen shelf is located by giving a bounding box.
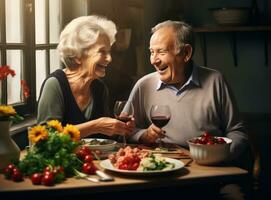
[194,26,271,66]
[194,25,271,32]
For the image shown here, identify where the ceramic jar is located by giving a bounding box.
[0,121,20,170]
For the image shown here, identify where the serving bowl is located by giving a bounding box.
[210,7,251,26]
[82,138,117,152]
[187,136,232,165]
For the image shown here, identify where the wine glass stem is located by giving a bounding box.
[123,135,126,147]
[158,137,162,148]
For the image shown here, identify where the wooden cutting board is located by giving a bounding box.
[128,143,191,159]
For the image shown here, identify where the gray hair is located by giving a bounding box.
[151,20,195,55]
[57,15,117,67]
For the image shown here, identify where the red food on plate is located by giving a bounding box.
[109,146,149,170]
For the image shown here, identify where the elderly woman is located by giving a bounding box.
[37,15,134,138]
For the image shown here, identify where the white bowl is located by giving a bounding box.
[210,7,250,26]
[82,138,117,152]
[187,137,232,165]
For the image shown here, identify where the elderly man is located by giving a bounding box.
[128,19,252,199]
[129,20,250,167]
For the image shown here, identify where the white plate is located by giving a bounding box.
[99,158,185,175]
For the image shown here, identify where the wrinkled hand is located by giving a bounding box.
[97,117,134,137]
[125,117,135,136]
[140,124,165,144]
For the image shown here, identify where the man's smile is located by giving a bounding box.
[157,65,168,73]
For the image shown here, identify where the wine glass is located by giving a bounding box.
[114,100,134,147]
[150,105,171,147]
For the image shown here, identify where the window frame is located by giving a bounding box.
[0,0,62,119]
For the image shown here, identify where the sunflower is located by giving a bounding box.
[63,124,80,141]
[28,125,49,144]
[0,105,17,117]
[47,120,63,132]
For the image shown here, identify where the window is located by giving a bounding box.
[0,0,61,118]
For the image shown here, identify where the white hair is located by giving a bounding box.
[57,15,117,67]
[152,20,195,55]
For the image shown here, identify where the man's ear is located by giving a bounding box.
[183,44,193,63]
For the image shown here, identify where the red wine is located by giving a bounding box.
[116,116,132,123]
[151,116,170,128]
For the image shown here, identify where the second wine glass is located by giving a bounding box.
[150,105,171,147]
[113,100,134,147]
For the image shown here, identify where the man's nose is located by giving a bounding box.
[150,55,160,65]
[106,53,112,63]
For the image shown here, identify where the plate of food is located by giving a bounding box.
[100,157,184,175]
[100,146,184,175]
[82,138,117,152]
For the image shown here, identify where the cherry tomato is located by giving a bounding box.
[3,164,15,179]
[194,138,201,144]
[192,132,227,145]
[12,167,21,173]
[7,163,15,171]
[55,166,65,175]
[31,173,43,185]
[42,172,54,186]
[58,166,65,173]
[76,148,90,160]
[200,137,208,144]
[82,162,96,174]
[44,168,52,176]
[202,132,211,138]
[11,168,23,182]
[84,154,93,163]
[207,140,214,145]
[43,166,52,173]
[81,146,91,155]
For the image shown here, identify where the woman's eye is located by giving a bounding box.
[99,50,106,54]
[98,49,110,55]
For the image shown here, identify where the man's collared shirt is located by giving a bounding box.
[156,64,200,96]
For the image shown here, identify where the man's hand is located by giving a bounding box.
[139,124,165,144]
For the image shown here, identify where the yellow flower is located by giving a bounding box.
[47,120,63,132]
[63,124,80,141]
[0,105,17,117]
[0,105,23,123]
[28,125,48,144]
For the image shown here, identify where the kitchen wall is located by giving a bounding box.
[176,0,271,114]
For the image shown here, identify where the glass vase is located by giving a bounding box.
[0,121,20,170]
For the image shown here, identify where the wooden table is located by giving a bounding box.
[0,148,249,198]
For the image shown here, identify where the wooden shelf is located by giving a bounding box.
[194,26,271,66]
[194,25,271,33]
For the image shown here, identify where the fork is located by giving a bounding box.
[96,170,114,181]
[84,176,100,183]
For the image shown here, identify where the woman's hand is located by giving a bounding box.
[96,117,135,137]
[125,117,135,136]
[139,124,165,144]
